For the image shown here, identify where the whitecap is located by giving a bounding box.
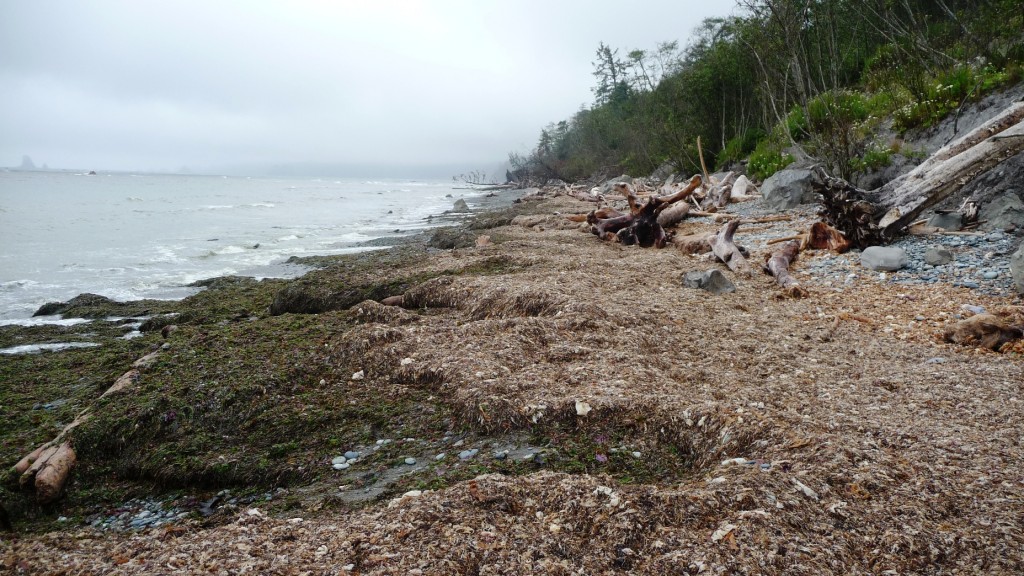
[0,342,101,355]
[0,317,93,327]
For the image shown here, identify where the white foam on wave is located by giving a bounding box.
[0,316,93,327]
[0,342,101,355]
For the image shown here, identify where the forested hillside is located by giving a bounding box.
[510,0,1024,183]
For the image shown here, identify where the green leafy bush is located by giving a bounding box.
[716,129,765,169]
[849,142,893,174]
[748,139,794,181]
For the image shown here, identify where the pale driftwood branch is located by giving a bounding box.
[656,202,690,228]
[708,220,752,276]
[764,241,807,297]
[703,171,737,210]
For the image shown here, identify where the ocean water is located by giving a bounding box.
[0,170,474,322]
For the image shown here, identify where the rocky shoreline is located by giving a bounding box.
[2,161,1024,573]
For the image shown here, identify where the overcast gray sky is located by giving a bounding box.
[1,1,734,176]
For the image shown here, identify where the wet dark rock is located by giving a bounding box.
[33,293,159,319]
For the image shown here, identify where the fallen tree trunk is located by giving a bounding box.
[708,220,752,276]
[764,241,807,297]
[817,101,1024,247]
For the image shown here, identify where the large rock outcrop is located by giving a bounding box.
[760,168,821,211]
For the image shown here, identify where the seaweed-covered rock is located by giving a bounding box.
[32,293,160,319]
[427,227,476,250]
[188,276,258,290]
[270,280,408,315]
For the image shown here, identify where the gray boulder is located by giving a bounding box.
[927,211,963,231]
[682,269,736,295]
[979,192,1024,232]
[600,175,633,194]
[451,198,470,213]
[760,169,821,211]
[649,162,675,183]
[1012,242,1024,295]
[924,247,954,266]
[860,246,908,271]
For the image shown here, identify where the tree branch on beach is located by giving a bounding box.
[816,101,1024,248]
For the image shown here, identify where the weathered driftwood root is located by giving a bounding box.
[766,222,850,253]
[944,314,1024,351]
[589,175,702,248]
[702,171,738,210]
[806,221,851,253]
[816,102,1024,247]
[763,241,807,297]
[708,220,752,276]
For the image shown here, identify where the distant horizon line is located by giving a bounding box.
[2,161,509,180]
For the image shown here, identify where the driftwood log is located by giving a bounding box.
[764,241,807,297]
[589,175,702,248]
[10,349,162,506]
[817,101,1024,248]
[708,220,752,276]
[16,441,77,504]
[656,202,690,228]
[672,231,714,254]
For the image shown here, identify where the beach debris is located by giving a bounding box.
[792,477,820,501]
[709,220,753,277]
[710,523,737,542]
[816,101,1024,247]
[588,175,702,248]
[943,314,1023,350]
[763,240,807,297]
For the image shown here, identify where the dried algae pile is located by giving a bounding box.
[3,189,1024,575]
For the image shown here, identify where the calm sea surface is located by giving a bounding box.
[0,170,470,322]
